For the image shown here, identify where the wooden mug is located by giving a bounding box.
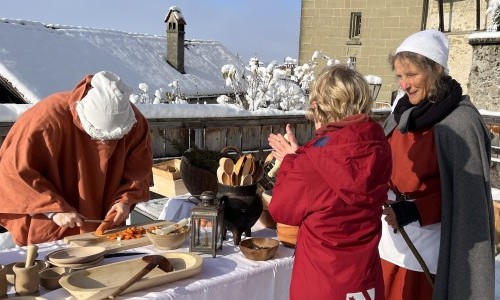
[12,262,40,296]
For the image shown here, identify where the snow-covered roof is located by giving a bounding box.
[0,18,244,103]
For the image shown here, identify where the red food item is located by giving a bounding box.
[95,211,117,236]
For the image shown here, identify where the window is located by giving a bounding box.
[349,12,362,39]
[347,56,357,70]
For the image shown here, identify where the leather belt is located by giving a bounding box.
[390,188,412,202]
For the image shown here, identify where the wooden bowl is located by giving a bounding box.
[276,223,298,248]
[259,210,277,228]
[39,267,71,290]
[239,237,279,261]
[259,190,276,228]
[146,228,190,250]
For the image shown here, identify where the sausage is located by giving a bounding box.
[95,211,117,236]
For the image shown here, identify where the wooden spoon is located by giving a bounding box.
[241,154,254,176]
[217,166,225,184]
[220,157,234,175]
[252,164,264,183]
[231,172,238,186]
[233,156,247,183]
[240,174,253,186]
[222,172,231,185]
[108,255,173,299]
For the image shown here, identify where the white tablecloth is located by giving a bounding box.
[0,222,294,300]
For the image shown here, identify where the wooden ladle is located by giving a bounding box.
[108,255,173,299]
[220,157,234,175]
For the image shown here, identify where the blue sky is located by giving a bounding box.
[2,0,301,64]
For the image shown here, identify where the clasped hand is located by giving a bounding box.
[268,124,299,161]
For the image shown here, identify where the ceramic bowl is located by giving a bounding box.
[146,227,190,250]
[4,260,50,285]
[276,223,299,248]
[38,267,71,290]
[239,237,279,261]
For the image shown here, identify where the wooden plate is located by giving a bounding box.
[63,220,172,254]
[59,252,203,300]
[46,246,106,264]
[47,255,104,269]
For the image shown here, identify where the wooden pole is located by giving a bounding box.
[438,0,444,32]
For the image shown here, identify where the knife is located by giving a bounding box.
[103,252,148,258]
[82,219,110,223]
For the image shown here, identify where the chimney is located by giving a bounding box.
[164,6,186,74]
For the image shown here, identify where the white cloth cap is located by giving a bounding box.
[395,29,449,73]
[76,71,136,140]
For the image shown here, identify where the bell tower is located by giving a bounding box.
[164,6,186,74]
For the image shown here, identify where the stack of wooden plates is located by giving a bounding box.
[45,246,106,269]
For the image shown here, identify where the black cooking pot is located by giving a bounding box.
[217,183,263,245]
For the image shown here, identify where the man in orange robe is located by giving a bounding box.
[0,71,153,246]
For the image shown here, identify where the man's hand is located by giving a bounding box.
[52,212,83,228]
[107,202,132,225]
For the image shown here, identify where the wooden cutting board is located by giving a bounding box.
[63,220,172,254]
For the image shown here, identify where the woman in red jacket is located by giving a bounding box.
[268,65,392,300]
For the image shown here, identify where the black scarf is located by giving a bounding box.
[393,77,463,131]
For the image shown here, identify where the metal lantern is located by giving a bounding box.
[189,191,224,257]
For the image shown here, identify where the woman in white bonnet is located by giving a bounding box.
[379,30,494,299]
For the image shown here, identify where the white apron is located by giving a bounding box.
[379,191,440,274]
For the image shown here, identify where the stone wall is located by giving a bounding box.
[468,32,500,189]
[299,0,424,103]
[468,32,500,111]
[299,0,491,103]
[426,0,490,95]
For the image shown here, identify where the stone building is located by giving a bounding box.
[299,0,492,104]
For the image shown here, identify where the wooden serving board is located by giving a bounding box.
[59,252,203,300]
[63,220,172,254]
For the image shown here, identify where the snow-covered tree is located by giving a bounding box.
[138,82,150,104]
[220,51,338,112]
[166,80,187,104]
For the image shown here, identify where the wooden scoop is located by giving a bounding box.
[25,244,38,268]
[108,255,173,299]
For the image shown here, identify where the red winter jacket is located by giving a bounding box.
[269,114,391,300]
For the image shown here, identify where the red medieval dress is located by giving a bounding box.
[0,75,153,246]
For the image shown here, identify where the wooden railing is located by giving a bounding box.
[0,109,498,159]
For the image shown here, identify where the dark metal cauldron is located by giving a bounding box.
[216,183,263,245]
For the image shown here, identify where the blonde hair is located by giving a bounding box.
[306,65,373,125]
